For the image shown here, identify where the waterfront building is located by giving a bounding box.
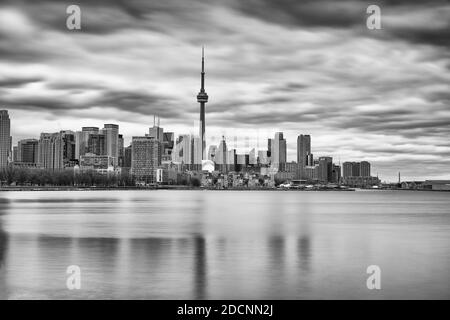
[271,132,286,171]
[17,139,38,164]
[38,131,76,170]
[102,124,119,167]
[297,134,311,178]
[318,156,333,183]
[131,136,161,183]
[0,110,10,168]
[75,127,99,159]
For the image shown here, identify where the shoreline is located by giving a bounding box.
[0,186,448,192]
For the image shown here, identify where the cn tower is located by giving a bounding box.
[197,47,208,160]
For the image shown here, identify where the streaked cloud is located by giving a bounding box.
[0,0,449,181]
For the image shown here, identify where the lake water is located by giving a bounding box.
[0,190,449,299]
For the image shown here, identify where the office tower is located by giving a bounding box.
[227,149,237,172]
[38,131,75,170]
[297,134,311,165]
[307,153,314,166]
[304,165,319,181]
[297,134,311,178]
[249,148,257,165]
[118,134,124,166]
[172,134,193,165]
[0,110,10,168]
[88,133,106,155]
[192,137,203,170]
[271,132,286,171]
[124,145,132,167]
[318,156,333,183]
[267,138,272,158]
[102,124,119,167]
[360,161,371,177]
[163,132,174,156]
[258,150,269,165]
[215,137,227,165]
[352,162,361,177]
[149,116,164,141]
[208,145,217,161]
[236,154,249,166]
[131,136,161,182]
[17,139,38,163]
[343,162,353,178]
[75,127,99,159]
[13,146,18,162]
[197,47,208,160]
[332,164,341,183]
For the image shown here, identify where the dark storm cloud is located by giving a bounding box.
[232,0,450,47]
[0,75,43,88]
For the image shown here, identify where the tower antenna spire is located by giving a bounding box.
[197,46,208,160]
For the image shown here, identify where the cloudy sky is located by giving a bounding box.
[0,0,449,181]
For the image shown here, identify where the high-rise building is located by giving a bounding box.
[258,150,269,165]
[192,137,203,170]
[118,134,124,167]
[352,162,361,177]
[172,134,193,166]
[297,134,311,178]
[17,139,38,164]
[227,149,237,172]
[332,164,341,183]
[343,161,371,178]
[249,148,257,165]
[87,133,106,156]
[38,131,76,170]
[124,145,132,168]
[318,156,333,183]
[207,145,217,161]
[162,132,174,160]
[102,124,119,167]
[0,110,11,168]
[271,132,286,171]
[343,162,353,178]
[197,47,208,160]
[13,146,18,162]
[131,136,161,182]
[75,127,99,160]
[215,137,227,166]
[360,161,371,177]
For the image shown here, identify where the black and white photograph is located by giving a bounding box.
[0,0,449,310]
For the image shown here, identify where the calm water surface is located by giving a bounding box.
[0,190,449,299]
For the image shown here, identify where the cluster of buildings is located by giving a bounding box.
[0,50,383,188]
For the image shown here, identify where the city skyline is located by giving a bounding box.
[0,0,449,181]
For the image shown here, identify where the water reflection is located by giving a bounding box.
[0,190,449,299]
[0,198,10,299]
[193,236,207,299]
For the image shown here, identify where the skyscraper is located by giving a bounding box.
[118,134,124,166]
[360,161,371,177]
[318,156,333,183]
[17,139,38,164]
[297,134,311,178]
[38,131,75,170]
[172,134,193,166]
[75,127,99,160]
[102,124,119,166]
[197,47,208,160]
[271,132,287,171]
[0,110,11,168]
[131,136,161,183]
[208,145,217,161]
